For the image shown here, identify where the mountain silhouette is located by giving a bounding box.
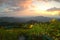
[0,16,52,23]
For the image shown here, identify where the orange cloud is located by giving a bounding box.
[18,0,32,8]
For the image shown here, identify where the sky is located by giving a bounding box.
[0,0,60,17]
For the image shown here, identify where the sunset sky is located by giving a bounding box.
[0,0,60,17]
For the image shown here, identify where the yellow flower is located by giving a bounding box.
[29,25,33,28]
[50,19,56,23]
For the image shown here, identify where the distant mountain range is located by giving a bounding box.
[0,16,53,23]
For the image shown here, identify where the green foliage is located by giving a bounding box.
[0,20,60,40]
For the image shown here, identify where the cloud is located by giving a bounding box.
[47,7,60,11]
[4,7,21,12]
[1,7,25,13]
[54,0,60,2]
[0,0,32,10]
[37,0,60,2]
[0,0,32,6]
[0,0,60,17]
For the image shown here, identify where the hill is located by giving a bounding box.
[0,16,52,23]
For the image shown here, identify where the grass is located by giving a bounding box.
[0,20,60,40]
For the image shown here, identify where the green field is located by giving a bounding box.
[0,19,60,40]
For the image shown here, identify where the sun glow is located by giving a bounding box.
[27,0,60,16]
[17,0,60,17]
[28,0,53,11]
